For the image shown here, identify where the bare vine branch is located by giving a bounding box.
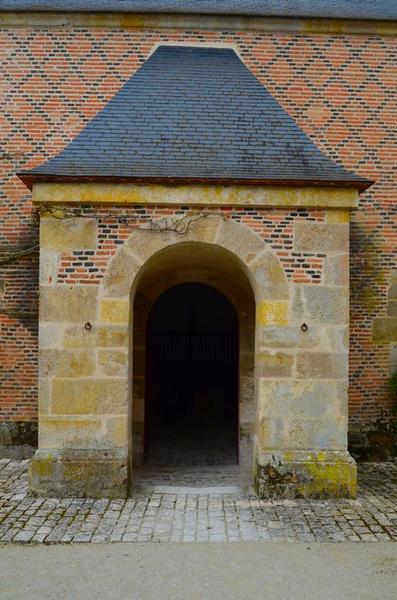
[35,203,226,229]
[141,213,208,234]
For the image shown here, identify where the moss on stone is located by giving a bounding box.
[255,451,357,499]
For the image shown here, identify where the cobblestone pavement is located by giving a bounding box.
[0,459,397,544]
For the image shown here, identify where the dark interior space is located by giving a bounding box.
[145,283,239,466]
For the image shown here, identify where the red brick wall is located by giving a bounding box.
[1,26,396,427]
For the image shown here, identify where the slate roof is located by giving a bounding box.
[19,46,371,190]
[2,1,396,21]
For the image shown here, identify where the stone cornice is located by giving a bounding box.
[1,12,397,35]
[32,182,360,209]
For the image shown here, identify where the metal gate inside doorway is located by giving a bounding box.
[144,284,239,466]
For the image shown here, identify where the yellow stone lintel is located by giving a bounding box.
[33,183,359,209]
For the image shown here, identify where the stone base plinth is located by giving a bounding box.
[255,450,357,499]
[29,448,128,498]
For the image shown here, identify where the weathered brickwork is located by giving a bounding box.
[0,25,396,433]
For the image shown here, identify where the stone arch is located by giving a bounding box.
[97,215,290,489]
[100,215,289,302]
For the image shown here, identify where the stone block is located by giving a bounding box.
[103,247,141,297]
[179,214,221,244]
[259,324,320,348]
[388,284,397,299]
[294,223,349,253]
[303,286,348,324]
[326,327,349,352]
[38,377,51,416]
[258,380,343,419]
[257,416,285,448]
[39,417,102,449]
[389,344,397,366]
[258,351,293,377]
[126,216,220,265]
[240,398,255,425]
[256,301,289,326]
[99,299,129,324]
[40,349,95,378]
[97,326,129,348]
[216,219,265,264]
[387,300,397,317]
[284,416,347,450]
[372,318,397,342]
[39,323,62,349]
[63,324,98,348]
[40,285,98,322]
[98,349,128,376]
[296,352,348,379]
[389,344,397,370]
[255,450,356,499]
[291,286,305,321]
[104,416,129,446]
[325,209,350,224]
[240,375,255,405]
[39,251,59,286]
[29,448,128,498]
[126,229,177,264]
[51,378,128,416]
[249,251,289,300]
[335,380,349,412]
[324,254,349,286]
[63,324,130,350]
[40,217,97,251]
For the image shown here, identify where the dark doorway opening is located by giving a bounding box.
[145,283,239,466]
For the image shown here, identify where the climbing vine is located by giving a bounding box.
[0,204,221,319]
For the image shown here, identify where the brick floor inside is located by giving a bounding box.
[0,459,396,544]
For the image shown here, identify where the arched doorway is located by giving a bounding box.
[130,236,257,489]
[145,282,239,466]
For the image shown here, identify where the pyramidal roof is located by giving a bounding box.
[19,46,371,190]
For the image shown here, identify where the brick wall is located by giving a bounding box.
[1,26,396,428]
